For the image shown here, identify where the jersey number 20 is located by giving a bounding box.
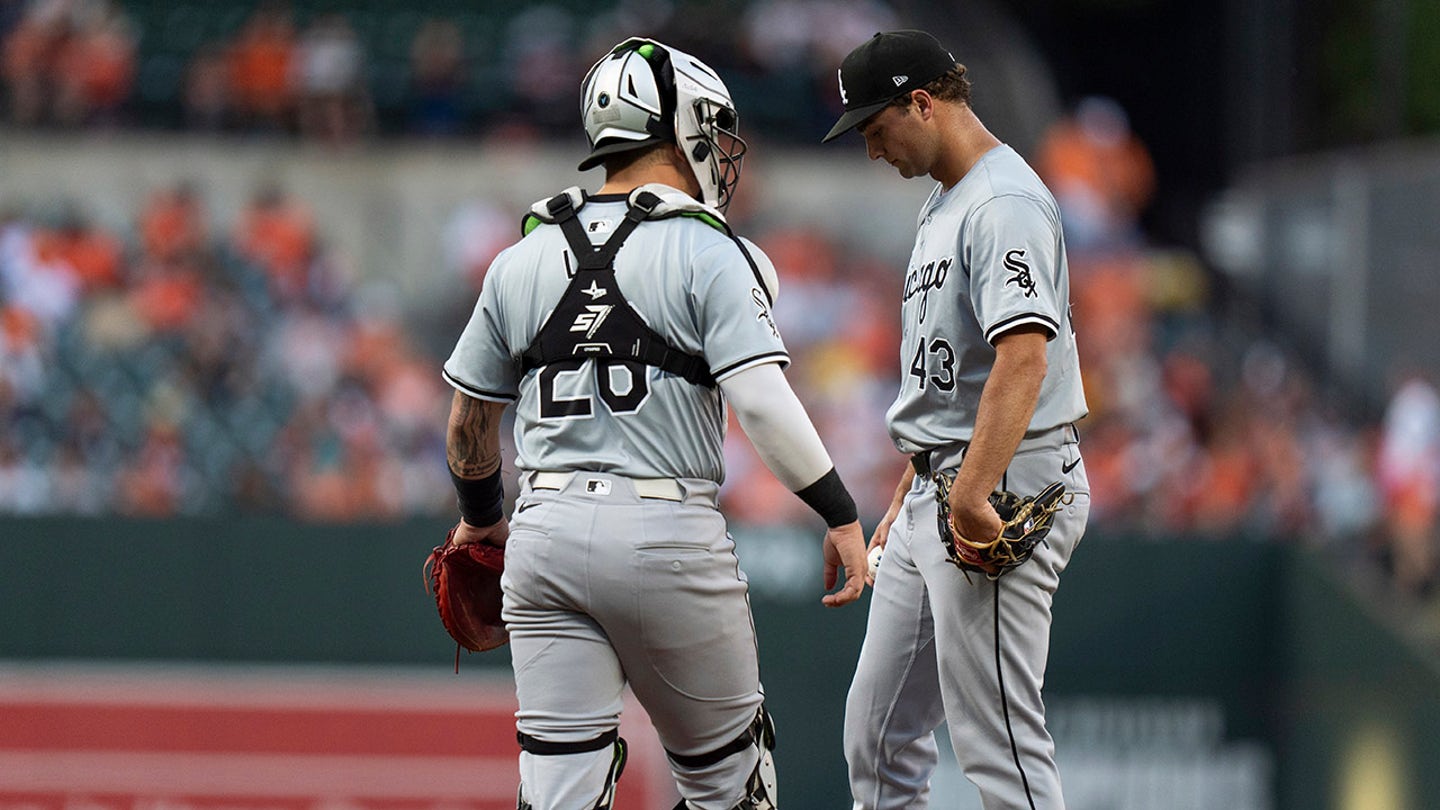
[539,358,650,419]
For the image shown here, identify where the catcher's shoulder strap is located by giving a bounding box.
[521,184,776,306]
[520,186,586,237]
[518,188,716,388]
[520,184,726,237]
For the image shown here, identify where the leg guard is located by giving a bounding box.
[516,730,628,810]
[669,708,778,810]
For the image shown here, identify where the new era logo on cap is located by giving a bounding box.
[822,30,957,142]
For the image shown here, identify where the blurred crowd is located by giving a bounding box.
[2,0,1438,604]
[1031,97,1439,602]
[1,0,374,143]
[0,0,892,144]
[0,182,453,521]
[0,0,134,128]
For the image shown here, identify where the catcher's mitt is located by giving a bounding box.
[934,472,1070,580]
[423,525,508,663]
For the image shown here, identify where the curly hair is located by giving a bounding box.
[888,65,972,110]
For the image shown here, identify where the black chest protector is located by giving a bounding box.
[519,191,716,387]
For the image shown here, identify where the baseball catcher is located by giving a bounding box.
[934,472,1070,580]
[424,524,507,664]
[435,33,870,808]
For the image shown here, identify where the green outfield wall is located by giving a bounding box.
[2,517,1438,809]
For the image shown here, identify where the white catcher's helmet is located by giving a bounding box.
[578,37,747,211]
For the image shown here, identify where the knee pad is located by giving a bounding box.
[516,729,628,810]
[668,707,778,810]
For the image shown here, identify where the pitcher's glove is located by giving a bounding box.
[934,472,1070,580]
[423,525,508,659]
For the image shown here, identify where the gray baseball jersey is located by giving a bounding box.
[443,191,787,481]
[885,144,1087,452]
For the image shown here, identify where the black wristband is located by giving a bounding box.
[450,467,504,527]
[796,467,859,528]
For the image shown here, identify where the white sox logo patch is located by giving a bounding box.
[751,288,779,337]
[1004,249,1038,298]
[837,69,848,105]
[570,304,613,338]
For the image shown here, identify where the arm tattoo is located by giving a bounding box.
[447,391,502,478]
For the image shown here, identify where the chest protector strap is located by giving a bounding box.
[519,191,716,388]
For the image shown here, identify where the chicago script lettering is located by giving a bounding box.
[903,257,952,323]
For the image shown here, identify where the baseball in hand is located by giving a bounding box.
[867,545,884,578]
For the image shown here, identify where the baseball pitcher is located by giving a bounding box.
[823,31,1092,809]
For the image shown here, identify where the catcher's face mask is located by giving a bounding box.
[578,38,747,211]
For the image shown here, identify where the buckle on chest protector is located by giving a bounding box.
[551,190,662,270]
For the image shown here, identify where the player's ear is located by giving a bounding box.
[912,89,937,120]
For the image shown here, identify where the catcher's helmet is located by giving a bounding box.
[578,38,746,211]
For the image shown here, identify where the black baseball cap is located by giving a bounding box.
[821,30,957,143]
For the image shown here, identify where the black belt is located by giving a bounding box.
[910,451,934,478]
[910,424,1080,479]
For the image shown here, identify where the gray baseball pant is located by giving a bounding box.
[845,428,1090,810]
[503,471,764,810]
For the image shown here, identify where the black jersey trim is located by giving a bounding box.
[727,235,773,307]
[711,351,790,382]
[984,313,1058,345]
[442,370,517,403]
[650,209,771,306]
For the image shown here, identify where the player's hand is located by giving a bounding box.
[865,507,899,587]
[865,464,912,586]
[450,516,510,549]
[821,520,867,608]
[947,489,1002,547]
[864,464,910,582]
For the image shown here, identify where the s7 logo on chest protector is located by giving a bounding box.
[1004,249,1038,298]
[570,304,613,338]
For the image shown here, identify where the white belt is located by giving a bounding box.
[529,471,683,502]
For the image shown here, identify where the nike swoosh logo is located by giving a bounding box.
[1061,457,1080,474]
[516,502,540,513]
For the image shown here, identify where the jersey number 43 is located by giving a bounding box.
[909,335,957,392]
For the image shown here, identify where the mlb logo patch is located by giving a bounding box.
[585,478,612,495]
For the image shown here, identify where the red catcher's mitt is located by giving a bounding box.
[423,526,507,658]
